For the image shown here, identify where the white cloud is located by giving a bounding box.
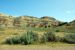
[66,10,75,14]
[66,11,71,14]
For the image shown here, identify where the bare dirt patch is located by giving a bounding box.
[0,45,75,50]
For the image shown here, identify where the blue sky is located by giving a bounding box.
[0,0,75,22]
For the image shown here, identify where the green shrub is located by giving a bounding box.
[63,33,75,44]
[41,32,56,43]
[6,36,21,44]
[5,31,39,45]
[0,28,5,31]
[55,36,64,42]
[20,31,38,45]
[5,38,12,44]
[55,30,60,32]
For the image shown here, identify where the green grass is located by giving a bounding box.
[0,26,75,46]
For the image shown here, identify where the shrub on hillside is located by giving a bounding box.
[41,32,56,43]
[63,33,75,44]
[0,28,5,31]
[55,29,60,32]
[55,36,64,42]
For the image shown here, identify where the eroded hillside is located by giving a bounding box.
[0,13,63,28]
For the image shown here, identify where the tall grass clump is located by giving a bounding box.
[63,33,75,44]
[20,31,39,45]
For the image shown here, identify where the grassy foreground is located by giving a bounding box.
[0,27,75,46]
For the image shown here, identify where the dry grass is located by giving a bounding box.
[0,28,75,47]
[0,29,75,50]
[0,28,45,43]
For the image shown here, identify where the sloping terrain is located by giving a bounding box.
[0,13,75,43]
[0,13,62,28]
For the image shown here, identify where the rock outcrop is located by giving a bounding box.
[0,13,64,28]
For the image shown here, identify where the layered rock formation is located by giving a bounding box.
[0,13,66,28]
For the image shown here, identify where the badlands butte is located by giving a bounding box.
[0,13,75,33]
[0,13,75,28]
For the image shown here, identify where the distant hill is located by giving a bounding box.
[69,20,75,26]
[0,13,74,29]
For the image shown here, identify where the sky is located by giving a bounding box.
[0,0,75,22]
